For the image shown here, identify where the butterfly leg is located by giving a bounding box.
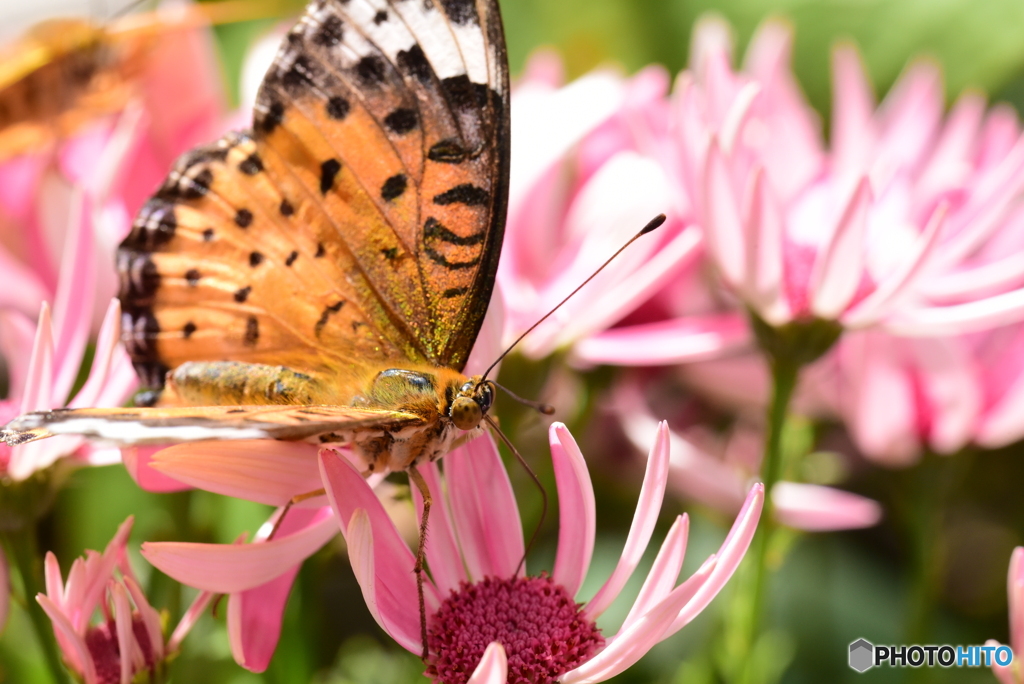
[407,464,431,661]
[267,488,327,540]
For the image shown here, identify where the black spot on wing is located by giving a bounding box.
[315,300,346,336]
[384,108,418,135]
[183,321,197,338]
[381,174,407,201]
[202,228,214,242]
[424,217,485,246]
[442,75,488,110]
[234,209,253,228]
[250,251,264,267]
[320,159,341,194]
[234,286,251,303]
[443,286,469,298]
[397,45,432,83]
[433,184,489,206]
[244,316,259,345]
[239,153,263,175]
[280,199,295,216]
[440,0,478,24]
[185,269,201,286]
[256,100,285,134]
[356,55,385,85]
[326,96,350,120]
[315,242,326,258]
[280,55,319,93]
[285,250,299,266]
[373,9,387,24]
[313,14,343,46]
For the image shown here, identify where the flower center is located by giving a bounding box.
[84,616,156,684]
[425,574,604,684]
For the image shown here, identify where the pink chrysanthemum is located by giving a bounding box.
[319,422,763,683]
[36,517,212,684]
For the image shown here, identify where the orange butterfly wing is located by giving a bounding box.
[119,0,510,399]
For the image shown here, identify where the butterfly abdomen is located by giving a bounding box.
[167,361,335,406]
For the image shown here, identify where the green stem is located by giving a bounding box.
[5,527,71,684]
[746,356,800,659]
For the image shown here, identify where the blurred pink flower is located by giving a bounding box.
[501,52,745,364]
[989,546,1023,684]
[0,10,226,328]
[0,193,136,482]
[319,422,763,683]
[831,325,1024,465]
[616,379,881,531]
[36,517,212,684]
[674,18,1024,334]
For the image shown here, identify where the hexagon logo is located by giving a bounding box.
[849,639,874,672]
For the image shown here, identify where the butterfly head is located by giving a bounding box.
[450,376,495,431]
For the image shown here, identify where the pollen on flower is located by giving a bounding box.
[425,574,604,684]
[84,616,156,684]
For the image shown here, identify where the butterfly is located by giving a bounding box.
[0,1,275,161]
[4,0,510,477]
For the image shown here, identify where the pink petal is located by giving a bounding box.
[885,287,1024,336]
[844,202,947,326]
[468,642,508,684]
[19,302,54,415]
[0,311,37,399]
[169,590,215,653]
[150,440,323,506]
[50,192,96,403]
[702,138,746,287]
[36,594,97,684]
[0,248,47,316]
[1009,547,1024,659]
[0,152,48,220]
[573,314,750,367]
[831,44,877,178]
[876,60,943,172]
[69,299,121,408]
[319,449,432,650]
[744,168,788,324]
[411,463,468,596]
[809,177,872,319]
[111,584,136,684]
[227,565,299,672]
[346,509,420,654]
[772,482,881,531]
[141,509,335,593]
[550,424,597,597]
[121,446,192,493]
[618,515,689,633]
[585,422,670,618]
[562,558,717,684]
[665,483,764,634]
[986,639,1016,684]
[978,370,1024,448]
[446,434,524,580]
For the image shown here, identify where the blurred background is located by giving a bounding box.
[2,0,1024,682]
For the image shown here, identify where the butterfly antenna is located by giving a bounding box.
[481,213,667,382]
[493,381,555,415]
[485,415,547,576]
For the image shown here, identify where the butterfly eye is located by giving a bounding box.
[474,382,494,414]
[450,396,482,430]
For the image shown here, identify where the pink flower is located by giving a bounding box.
[36,517,212,684]
[320,422,764,683]
[500,52,745,365]
[989,547,1024,684]
[0,8,226,328]
[0,193,136,482]
[616,380,880,532]
[830,325,1024,465]
[675,18,1024,334]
